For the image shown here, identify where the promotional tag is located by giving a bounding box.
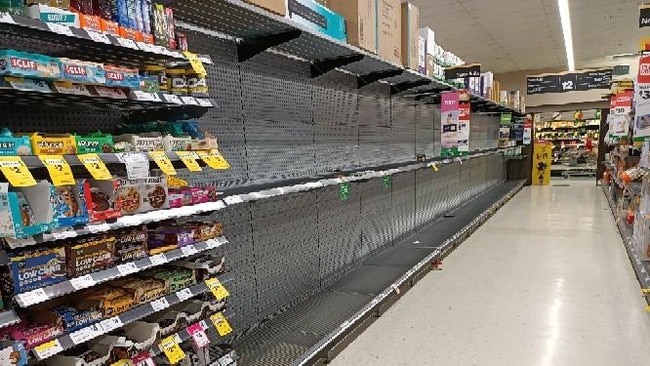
[183,51,207,76]
[0,157,37,187]
[205,278,230,300]
[78,154,112,180]
[159,336,186,364]
[196,150,230,170]
[148,151,177,175]
[39,155,75,186]
[210,312,233,337]
[187,323,210,348]
[175,151,202,172]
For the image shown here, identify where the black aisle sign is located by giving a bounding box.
[526,69,612,95]
[444,64,481,80]
[640,5,650,28]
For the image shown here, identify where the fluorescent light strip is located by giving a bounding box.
[558,0,575,71]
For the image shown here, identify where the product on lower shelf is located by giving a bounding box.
[78,285,137,317]
[65,234,116,278]
[144,266,195,293]
[112,276,170,304]
[1,246,67,295]
[0,312,64,350]
[114,225,149,264]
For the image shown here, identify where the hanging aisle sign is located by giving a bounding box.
[440,91,460,156]
[457,90,471,154]
[526,69,612,95]
[640,3,650,27]
[444,63,481,80]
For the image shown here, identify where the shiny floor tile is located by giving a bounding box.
[330,181,650,366]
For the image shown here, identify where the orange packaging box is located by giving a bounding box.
[100,19,120,36]
[80,14,102,32]
[119,27,144,42]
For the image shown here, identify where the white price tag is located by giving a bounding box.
[162,94,183,104]
[33,339,63,360]
[117,37,139,49]
[224,195,243,205]
[196,98,213,107]
[151,297,170,312]
[48,22,74,37]
[87,30,111,44]
[132,90,162,102]
[137,42,154,52]
[199,320,209,330]
[0,12,15,24]
[219,353,236,366]
[70,274,96,290]
[180,96,199,105]
[18,288,49,306]
[205,238,219,249]
[117,262,138,276]
[52,231,68,240]
[188,324,210,348]
[181,245,198,256]
[99,316,124,332]
[69,323,104,345]
[87,222,111,233]
[177,288,193,301]
[117,152,150,179]
[149,253,167,266]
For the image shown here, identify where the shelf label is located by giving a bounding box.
[176,288,193,301]
[187,323,210,348]
[33,339,63,360]
[209,312,233,337]
[175,151,202,172]
[149,253,167,266]
[87,222,111,233]
[70,274,96,290]
[149,151,177,175]
[78,154,112,180]
[117,37,139,49]
[196,150,230,170]
[100,316,124,332]
[180,96,199,105]
[132,90,163,102]
[151,297,170,312]
[17,288,49,306]
[205,238,220,249]
[161,94,183,104]
[39,155,75,186]
[180,244,198,256]
[159,336,186,364]
[430,163,439,172]
[47,22,74,37]
[69,323,104,345]
[0,12,15,24]
[0,156,37,187]
[219,353,236,366]
[224,195,243,205]
[182,51,207,76]
[117,152,150,179]
[117,262,138,276]
[87,30,111,44]
[205,278,230,301]
[196,98,213,107]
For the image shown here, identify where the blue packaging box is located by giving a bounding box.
[286,0,347,42]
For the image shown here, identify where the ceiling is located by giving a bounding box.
[409,0,640,74]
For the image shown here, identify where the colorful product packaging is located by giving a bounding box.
[51,306,103,332]
[53,181,89,227]
[29,133,77,155]
[78,286,136,317]
[0,181,58,239]
[2,246,67,294]
[162,135,192,152]
[66,234,116,277]
[83,179,122,222]
[59,59,106,85]
[0,50,61,79]
[114,225,148,263]
[75,132,115,154]
[0,129,32,156]
[104,65,140,89]
[0,313,64,350]
[116,176,168,215]
[145,267,195,293]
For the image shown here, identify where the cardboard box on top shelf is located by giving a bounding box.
[287,0,347,41]
[245,0,287,16]
[500,90,509,106]
[401,2,419,69]
[419,27,434,76]
[376,0,401,65]
[327,0,376,52]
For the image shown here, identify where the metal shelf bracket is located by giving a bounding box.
[390,79,432,95]
[310,54,365,78]
[357,69,403,88]
[237,29,302,62]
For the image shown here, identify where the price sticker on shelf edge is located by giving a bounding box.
[87,30,111,44]
[110,360,132,366]
[159,336,186,364]
[78,154,112,180]
[151,297,170,312]
[209,312,233,337]
[0,156,37,187]
[117,262,138,276]
[149,151,177,175]
[175,151,202,172]
[162,93,183,104]
[48,22,74,37]
[206,238,220,249]
[70,274,96,290]
[177,288,193,301]
[34,339,64,360]
[183,51,207,76]
[181,244,198,256]
[196,150,230,170]
[39,155,76,186]
[18,288,49,306]
[149,253,167,266]
[100,316,124,332]
[70,323,104,345]
[187,323,210,348]
[205,278,230,301]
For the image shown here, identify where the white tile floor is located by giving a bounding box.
[330,181,650,366]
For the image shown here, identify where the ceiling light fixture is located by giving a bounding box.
[558,0,575,71]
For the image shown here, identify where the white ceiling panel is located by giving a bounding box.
[409,0,641,73]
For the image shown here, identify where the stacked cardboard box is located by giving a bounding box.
[327,0,376,52]
[401,2,419,69]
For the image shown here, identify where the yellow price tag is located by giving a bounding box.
[78,154,112,180]
[196,150,230,170]
[431,163,439,172]
[0,156,37,187]
[210,312,233,337]
[39,155,75,186]
[159,336,186,364]
[183,51,207,76]
[110,360,132,366]
[205,278,230,300]
[149,151,177,175]
[176,151,202,172]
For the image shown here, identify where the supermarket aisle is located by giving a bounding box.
[330,181,650,366]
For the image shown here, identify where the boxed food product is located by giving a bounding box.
[0,129,32,156]
[0,181,58,239]
[2,246,66,294]
[190,186,218,205]
[79,286,136,317]
[377,0,400,65]
[244,0,286,16]
[66,234,116,277]
[75,132,115,154]
[104,65,140,89]
[0,313,64,350]
[114,225,148,263]
[142,65,167,92]
[114,277,170,304]
[168,187,192,208]
[59,59,106,85]
[25,3,79,26]
[119,26,144,42]
[286,0,346,42]
[165,7,176,49]
[79,13,102,32]
[29,133,76,155]
[83,179,122,222]
[70,0,94,14]
[116,176,168,215]
[145,267,195,293]
[53,181,89,227]
[418,27,434,76]
[400,2,419,69]
[51,305,103,332]
[0,50,61,79]
[327,0,376,52]
[100,18,121,36]
[162,135,192,152]
[114,133,164,152]
[186,69,208,97]
[166,67,187,95]
[190,136,218,151]
[188,221,223,241]
[96,0,115,20]
[148,226,196,249]
[152,4,168,48]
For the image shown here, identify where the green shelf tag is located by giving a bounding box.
[382,175,391,188]
[339,182,350,201]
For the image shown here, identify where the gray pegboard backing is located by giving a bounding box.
[312,70,358,127]
[416,103,436,158]
[358,125,392,167]
[414,168,438,228]
[358,179,393,260]
[314,124,359,174]
[357,83,391,127]
[470,113,501,151]
[2,105,122,135]
[240,52,313,124]
[390,96,417,162]
[316,183,363,288]
[390,171,416,241]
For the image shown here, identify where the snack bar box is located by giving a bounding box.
[286,0,347,42]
